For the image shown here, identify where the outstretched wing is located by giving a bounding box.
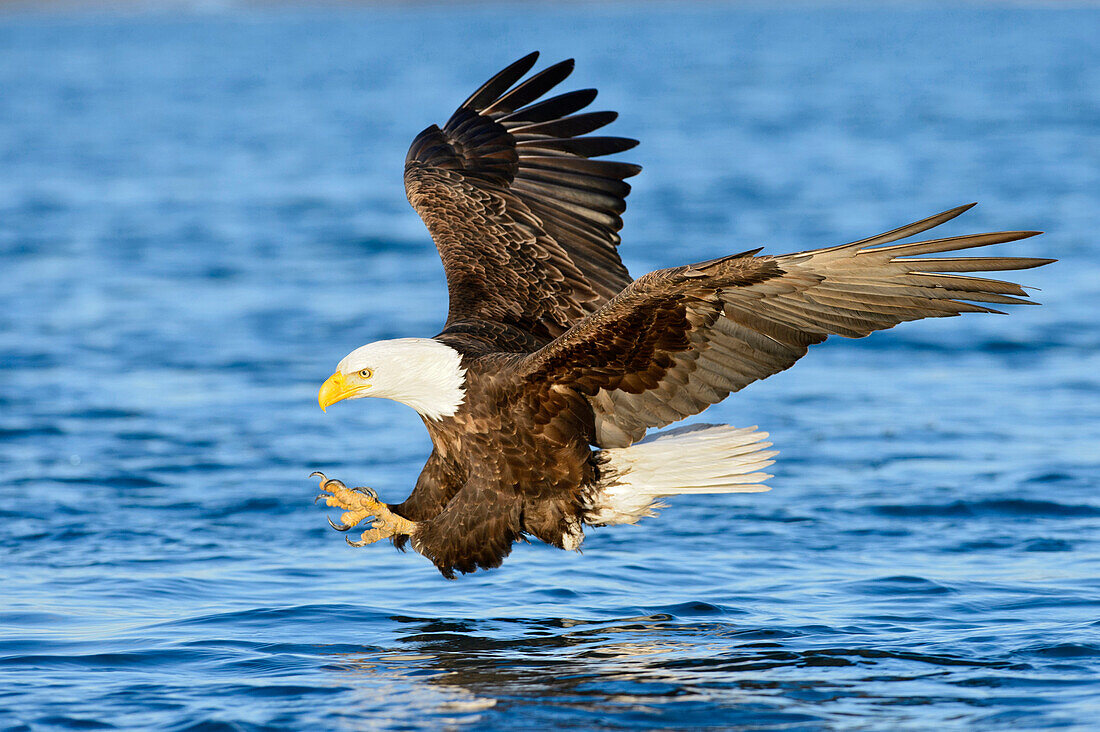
[520,204,1052,448]
[404,52,641,351]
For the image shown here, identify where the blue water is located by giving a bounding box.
[1,3,1098,730]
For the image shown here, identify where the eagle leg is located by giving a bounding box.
[311,472,417,546]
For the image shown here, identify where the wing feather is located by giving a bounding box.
[482,59,576,115]
[497,89,599,125]
[521,206,1052,447]
[459,52,540,111]
[510,111,620,138]
[404,53,641,349]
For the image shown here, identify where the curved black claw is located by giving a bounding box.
[346,536,369,548]
[309,471,327,480]
[327,516,351,532]
[314,493,329,505]
[352,486,378,500]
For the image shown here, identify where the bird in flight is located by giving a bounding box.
[313,52,1051,578]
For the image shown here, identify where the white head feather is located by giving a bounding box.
[334,338,466,420]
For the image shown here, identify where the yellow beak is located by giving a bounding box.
[318,372,368,412]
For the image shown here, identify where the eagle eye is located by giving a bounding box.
[359,369,373,379]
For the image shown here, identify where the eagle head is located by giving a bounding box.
[318,338,466,421]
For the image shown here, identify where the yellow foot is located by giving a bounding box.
[311,472,417,547]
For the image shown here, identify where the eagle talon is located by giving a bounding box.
[347,523,394,547]
[313,471,418,542]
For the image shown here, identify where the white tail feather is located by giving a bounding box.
[585,424,776,526]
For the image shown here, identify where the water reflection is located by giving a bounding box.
[327,616,815,727]
[322,614,1029,728]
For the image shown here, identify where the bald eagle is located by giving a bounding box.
[314,52,1051,578]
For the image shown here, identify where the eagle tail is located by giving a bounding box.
[585,424,776,526]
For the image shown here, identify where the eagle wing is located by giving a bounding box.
[404,52,641,350]
[520,204,1052,447]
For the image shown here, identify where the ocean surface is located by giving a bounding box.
[1,3,1099,730]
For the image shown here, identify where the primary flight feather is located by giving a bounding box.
[313,52,1052,578]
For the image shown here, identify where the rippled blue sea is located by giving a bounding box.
[2,3,1099,730]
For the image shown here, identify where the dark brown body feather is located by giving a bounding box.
[381,53,1051,578]
[393,351,597,578]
